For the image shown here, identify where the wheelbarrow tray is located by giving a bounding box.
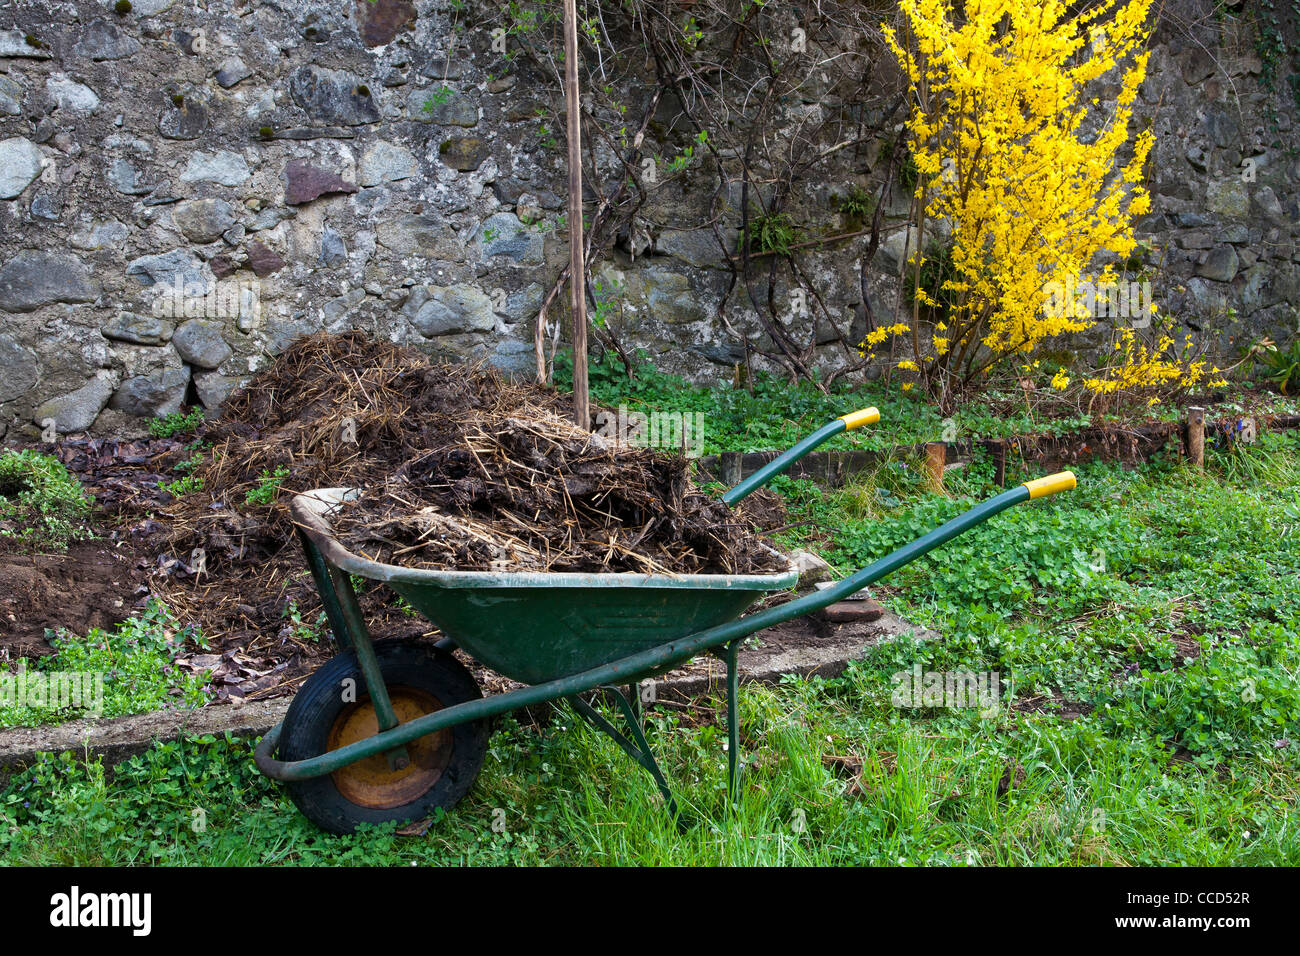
[292,488,799,685]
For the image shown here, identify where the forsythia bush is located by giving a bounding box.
[879,0,1214,406]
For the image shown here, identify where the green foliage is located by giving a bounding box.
[741,210,800,256]
[0,600,208,728]
[244,466,290,506]
[149,408,205,439]
[837,185,875,221]
[0,449,92,549]
[1253,335,1300,394]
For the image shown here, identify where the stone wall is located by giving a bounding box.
[0,0,1297,439]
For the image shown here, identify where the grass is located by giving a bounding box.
[4,431,1298,865]
[554,350,1300,455]
[0,449,93,550]
[0,601,209,729]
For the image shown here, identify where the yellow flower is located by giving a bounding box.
[1050,370,1070,390]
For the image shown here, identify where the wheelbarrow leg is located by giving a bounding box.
[296,529,410,771]
[567,689,681,822]
[724,639,742,802]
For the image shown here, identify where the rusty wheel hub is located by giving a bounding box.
[327,686,451,810]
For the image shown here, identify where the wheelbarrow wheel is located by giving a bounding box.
[278,640,489,835]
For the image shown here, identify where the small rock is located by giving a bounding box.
[403,284,496,336]
[102,311,173,346]
[180,150,250,186]
[0,250,99,312]
[791,549,833,587]
[475,212,544,264]
[107,158,152,195]
[1196,245,1239,282]
[192,369,238,408]
[158,96,208,139]
[819,599,886,624]
[408,88,478,126]
[359,141,417,186]
[214,56,252,89]
[319,226,347,266]
[289,65,380,126]
[0,75,24,115]
[245,241,285,277]
[73,19,141,60]
[173,198,236,243]
[70,219,129,250]
[357,0,416,47]
[109,367,191,419]
[0,29,53,59]
[34,375,115,433]
[284,159,358,204]
[0,336,37,401]
[126,249,210,295]
[0,137,45,198]
[172,319,232,368]
[46,75,100,113]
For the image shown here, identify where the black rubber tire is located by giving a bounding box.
[279,640,490,835]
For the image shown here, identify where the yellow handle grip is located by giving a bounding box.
[839,407,881,430]
[1022,471,1077,499]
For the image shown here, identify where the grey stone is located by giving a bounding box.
[158,98,208,140]
[109,368,190,419]
[488,339,536,379]
[289,66,380,126]
[0,251,99,312]
[408,88,478,126]
[377,214,460,257]
[0,138,44,199]
[46,76,100,113]
[102,311,172,346]
[656,229,727,269]
[107,159,152,195]
[34,375,115,433]
[173,199,236,243]
[0,336,37,401]
[878,226,921,273]
[642,267,706,325]
[69,219,129,250]
[475,212,544,264]
[0,75,24,115]
[359,141,417,186]
[439,137,489,171]
[1206,178,1250,218]
[403,284,496,336]
[1202,108,1239,150]
[320,227,347,266]
[0,30,53,59]
[180,151,250,186]
[1256,185,1286,221]
[126,249,210,296]
[214,57,253,89]
[1196,245,1239,282]
[192,369,238,409]
[171,319,232,369]
[263,317,319,355]
[30,194,59,220]
[74,20,141,60]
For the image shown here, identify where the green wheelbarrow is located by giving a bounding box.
[255,407,1076,833]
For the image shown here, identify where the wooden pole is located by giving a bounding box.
[563,0,589,430]
[987,438,1007,487]
[1186,406,1205,467]
[924,441,946,493]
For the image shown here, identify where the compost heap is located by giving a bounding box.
[169,331,784,577]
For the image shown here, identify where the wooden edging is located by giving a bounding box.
[701,410,1300,492]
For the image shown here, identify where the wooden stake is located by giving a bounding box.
[988,439,1007,487]
[1186,406,1206,467]
[563,0,588,430]
[924,441,946,493]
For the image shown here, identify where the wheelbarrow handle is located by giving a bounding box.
[722,407,880,506]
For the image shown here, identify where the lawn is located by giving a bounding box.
[4,423,1296,866]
